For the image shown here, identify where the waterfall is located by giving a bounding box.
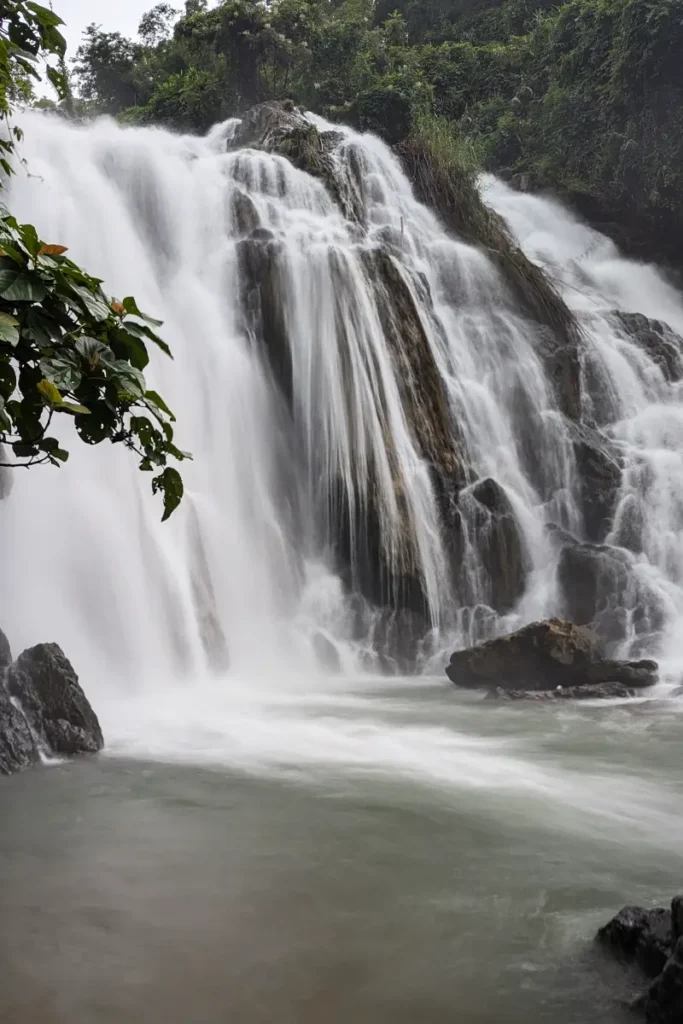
[1,108,682,696]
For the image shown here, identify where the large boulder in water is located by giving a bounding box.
[446,617,658,691]
[6,643,103,757]
[643,938,683,1024]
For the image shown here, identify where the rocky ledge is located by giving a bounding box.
[446,618,658,698]
[0,627,103,777]
[598,897,683,1023]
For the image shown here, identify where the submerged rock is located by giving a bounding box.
[6,643,103,757]
[446,617,658,691]
[485,681,636,701]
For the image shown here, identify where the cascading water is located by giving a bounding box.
[1,107,682,710]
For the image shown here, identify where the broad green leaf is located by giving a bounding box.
[153,466,184,521]
[37,378,63,405]
[0,362,16,401]
[39,356,82,391]
[26,2,65,28]
[144,389,175,420]
[74,336,113,369]
[0,311,19,345]
[123,295,163,327]
[68,283,111,321]
[58,402,91,416]
[0,269,47,302]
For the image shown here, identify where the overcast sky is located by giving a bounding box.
[55,0,155,55]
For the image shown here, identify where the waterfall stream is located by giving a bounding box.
[1,109,682,700]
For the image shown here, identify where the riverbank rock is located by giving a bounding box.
[598,896,683,1024]
[6,643,103,758]
[446,618,658,691]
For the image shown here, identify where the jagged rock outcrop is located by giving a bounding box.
[0,685,37,776]
[446,617,658,691]
[5,643,103,761]
[598,896,683,1024]
[611,312,683,383]
[227,101,364,223]
[0,627,11,671]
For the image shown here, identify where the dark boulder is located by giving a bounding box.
[485,681,637,701]
[459,477,529,613]
[6,644,103,757]
[598,896,683,1024]
[446,617,658,691]
[643,938,683,1024]
[598,904,672,978]
[0,685,37,776]
[611,311,683,383]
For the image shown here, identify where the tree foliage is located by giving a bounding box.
[0,0,188,518]
[68,0,683,263]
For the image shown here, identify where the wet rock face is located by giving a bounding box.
[0,686,37,776]
[598,897,683,1024]
[446,617,658,692]
[598,905,673,979]
[0,627,11,671]
[486,681,637,700]
[569,423,624,543]
[557,542,666,649]
[228,101,363,222]
[6,644,103,757]
[460,478,529,614]
[612,311,683,383]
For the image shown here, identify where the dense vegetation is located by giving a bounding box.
[0,0,187,516]
[68,0,683,267]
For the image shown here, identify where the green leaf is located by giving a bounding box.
[26,2,65,28]
[57,402,91,416]
[37,378,63,405]
[144,389,176,420]
[122,296,163,327]
[0,269,47,302]
[39,356,82,392]
[74,336,113,369]
[68,283,111,321]
[0,311,19,345]
[153,466,184,521]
